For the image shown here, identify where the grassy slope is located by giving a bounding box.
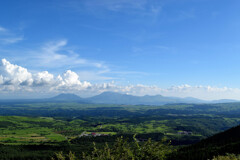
[0,116,66,144]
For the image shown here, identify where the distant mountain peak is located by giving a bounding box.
[58,93,77,96]
[50,93,83,101]
[54,93,80,97]
[99,91,124,95]
[143,94,163,97]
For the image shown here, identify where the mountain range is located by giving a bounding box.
[46,92,239,105]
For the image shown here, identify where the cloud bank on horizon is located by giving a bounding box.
[1,58,240,100]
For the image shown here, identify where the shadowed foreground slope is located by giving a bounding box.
[170,125,240,160]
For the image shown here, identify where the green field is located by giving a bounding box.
[0,102,240,159]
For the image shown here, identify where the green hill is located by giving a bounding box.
[171,125,240,160]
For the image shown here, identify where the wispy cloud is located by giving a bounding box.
[131,44,173,57]
[1,39,116,82]
[178,9,196,20]
[0,38,146,82]
[84,0,147,11]
[29,40,108,70]
[0,26,7,33]
[0,26,23,44]
[167,9,196,22]
[63,0,163,16]
[77,71,114,81]
[0,37,24,44]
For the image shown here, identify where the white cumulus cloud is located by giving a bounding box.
[54,70,92,91]
[0,75,3,84]
[60,70,82,86]
[0,59,92,92]
[34,71,54,86]
[0,59,33,86]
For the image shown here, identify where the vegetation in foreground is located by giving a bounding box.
[212,154,240,160]
[51,132,240,160]
[52,136,173,160]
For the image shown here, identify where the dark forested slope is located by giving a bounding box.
[171,125,240,160]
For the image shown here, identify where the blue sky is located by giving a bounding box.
[0,0,240,100]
